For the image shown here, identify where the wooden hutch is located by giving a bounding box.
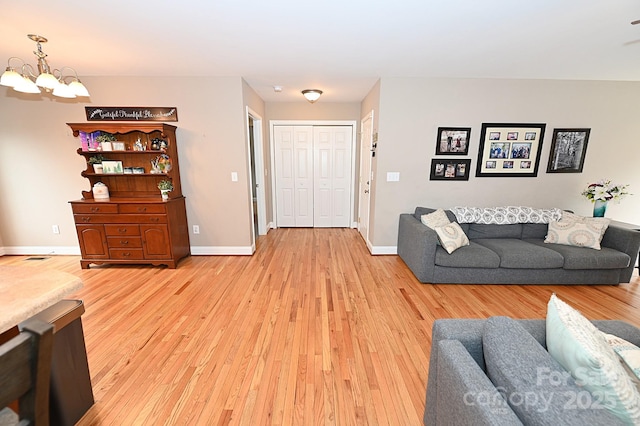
[68,123,190,269]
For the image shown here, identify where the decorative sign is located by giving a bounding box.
[85,107,178,122]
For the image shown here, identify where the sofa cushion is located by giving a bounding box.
[521,223,548,239]
[474,238,564,269]
[483,316,622,425]
[525,239,630,270]
[434,241,501,268]
[467,223,523,239]
[546,294,640,423]
[434,222,469,254]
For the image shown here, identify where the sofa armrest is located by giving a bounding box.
[426,340,523,426]
[600,225,640,282]
[397,214,439,283]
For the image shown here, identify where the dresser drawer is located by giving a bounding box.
[107,236,143,248]
[72,204,118,214]
[75,214,167,224]
[119,204,166,214]
[109,249,144,260]
[105,225,140,236]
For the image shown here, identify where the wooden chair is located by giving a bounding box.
[0,319,54,426]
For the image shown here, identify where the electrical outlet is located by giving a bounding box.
[52,225,60,234]
[231,172,238,182]
[193,225,200,234]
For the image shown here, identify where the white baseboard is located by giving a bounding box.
[190,246,254,255]
[1,244,395,257]
[370,246,398,255]
[1,246,81,255]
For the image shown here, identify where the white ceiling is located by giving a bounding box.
[2,0,640,102]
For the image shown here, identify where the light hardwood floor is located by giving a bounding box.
[2,228,640,425]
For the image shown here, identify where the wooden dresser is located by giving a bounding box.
[68,123,190,269]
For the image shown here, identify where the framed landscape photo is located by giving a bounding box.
[546,128,590,173]
[436,127,471,155]
[475,123,546,177]
[430,158,471,181]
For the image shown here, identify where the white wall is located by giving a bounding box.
[370,77,640,247]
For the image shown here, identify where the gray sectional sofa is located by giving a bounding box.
[398,207,640,284]
[425,317,640,425]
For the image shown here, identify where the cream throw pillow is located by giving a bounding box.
[434,222,469,254]
[421,208,450,229]
[605,333,640,391]
[544,213,610,250]
[546,294,640,423]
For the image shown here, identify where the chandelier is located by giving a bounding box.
[1,34,90,98]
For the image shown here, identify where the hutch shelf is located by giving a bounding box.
[68,123,190,269]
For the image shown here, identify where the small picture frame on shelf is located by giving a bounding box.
[102,160,124,174]
[112,141,126,151]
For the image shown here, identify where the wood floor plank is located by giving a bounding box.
[1,227,639,425]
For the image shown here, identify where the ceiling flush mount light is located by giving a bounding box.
[1,34,90,99]
[302,89,322,103]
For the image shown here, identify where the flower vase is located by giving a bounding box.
[161,189,170,200]
[593,199,608,217]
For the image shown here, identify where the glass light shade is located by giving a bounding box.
[52,82,76,98]
[302,89,322,103]
[0,69,22,87]
[68,80,90,97]
[13,76,41,93]
[35,72,59,89]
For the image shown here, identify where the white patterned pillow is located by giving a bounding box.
[452,206,562,224]
[546,294,640,423]
[421,209,450,230]
[605,333,640,390]
[434,222,469,254]
[545,217,610,250]
[561,212,611,239]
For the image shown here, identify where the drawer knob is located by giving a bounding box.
[138,207,147,212]
[82,217,91,222]
[120,240,129,245]
[90,207,100,212]
[122,252,131,257]
[118,228,127,233]
[151,217,159,222]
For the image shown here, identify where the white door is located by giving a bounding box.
[358,112,374,242]
[314,126,353,227]
[274,126,314,227]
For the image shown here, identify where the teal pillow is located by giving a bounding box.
[546,294,640,423]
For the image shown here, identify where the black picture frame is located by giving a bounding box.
[546,128,590,173]
[475,123,546,177]
[430,158,471,181]
[435,127,471,155]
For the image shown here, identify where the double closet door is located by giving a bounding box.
[274,125,353,228]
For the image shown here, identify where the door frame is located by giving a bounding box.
[358,110,374,247]
[246,107,267,251]
[270,120,357,228]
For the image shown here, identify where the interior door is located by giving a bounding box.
[314,126,353,227]
[274,126,314,227]
[358,112,374,243]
